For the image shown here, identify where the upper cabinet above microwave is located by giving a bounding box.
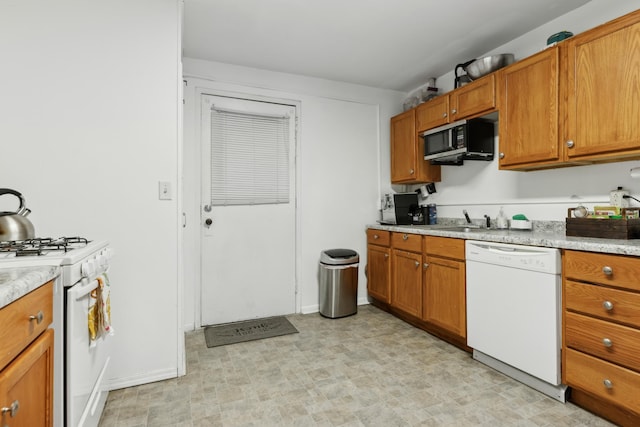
[416,74,497,133]
[390,75,498,184]
[499,9,640,171]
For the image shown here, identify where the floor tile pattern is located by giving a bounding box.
[99,305,614,426]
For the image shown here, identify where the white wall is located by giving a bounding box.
[182,58,404,328]
[404,0,640,224]
[0,0,182,390]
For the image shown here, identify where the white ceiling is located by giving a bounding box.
[183,0,591,92]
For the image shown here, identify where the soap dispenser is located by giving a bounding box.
[496,207,509,229]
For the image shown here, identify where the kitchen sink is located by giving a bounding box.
[436,226,485,233]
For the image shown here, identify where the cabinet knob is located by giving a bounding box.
[602,338,613,348]
[414,261,420,268]
[603,379,613,389]
[499,152,505,159]
[29,310,44,325]
[442,112,447,118]
[1,400,19,418]
[566,140,575,148]
[602,266,613,276]
[384,253,389,259]
[451,108,457,115]
[423,263,429,270]
[409,169,415,174]
[373,234,379,239]
[402,234,409,240]
[602,300,614,311]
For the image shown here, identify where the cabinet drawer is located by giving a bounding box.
[0,281,53,370]
[391,232,422,252]
[424,236,465,260]
[565,348,640,415]
[565,280,640,328]
[367,229,390,246]
[564,250,640,292]
[565,311,640,370]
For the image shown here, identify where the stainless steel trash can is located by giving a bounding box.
[319,249,359,318]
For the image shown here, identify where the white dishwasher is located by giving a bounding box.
[465,240,567,402]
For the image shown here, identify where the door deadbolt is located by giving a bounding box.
[205,218,213,228]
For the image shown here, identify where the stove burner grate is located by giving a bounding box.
[0,236,91,256]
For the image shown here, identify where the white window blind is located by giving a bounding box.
[210,106,290,205]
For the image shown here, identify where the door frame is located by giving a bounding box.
[192,86,302,329]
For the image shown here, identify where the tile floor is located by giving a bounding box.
[99,305,614,427]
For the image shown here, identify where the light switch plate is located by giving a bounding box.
[158,181,172,200]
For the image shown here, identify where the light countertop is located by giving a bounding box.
[0,266,60,309]
[368,223,640,257]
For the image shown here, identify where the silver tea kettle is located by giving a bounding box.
[0,188,35,241]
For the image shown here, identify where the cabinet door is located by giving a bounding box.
[451,74,496,120]
[367,244,391,303]
[498,47,560,168]
[390,109,418,182]
[391,249,422,318]
[566,16,640,161]
[0,329,54,427]
[416,96,450,132]
[423,256,466,338]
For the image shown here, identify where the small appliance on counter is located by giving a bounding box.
[379,193,426,225]
[395,193,424,225]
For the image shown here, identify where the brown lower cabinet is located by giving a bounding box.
[423,236,466,339]
[563,250,640,426]
[0,281,54,427]
[366,229,391,303]
[366,229,468,350]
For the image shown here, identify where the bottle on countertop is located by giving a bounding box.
[427,203,437,225]
[496,207,509,229]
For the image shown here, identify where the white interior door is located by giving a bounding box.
[200,94,296,325]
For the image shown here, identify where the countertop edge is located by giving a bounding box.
[0,266,61,309]
[367,224,640,256]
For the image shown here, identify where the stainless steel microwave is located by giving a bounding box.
[422,118,494,164]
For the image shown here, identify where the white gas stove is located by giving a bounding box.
[0,237,114,427]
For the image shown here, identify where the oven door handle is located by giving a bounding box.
[71,278,100,301]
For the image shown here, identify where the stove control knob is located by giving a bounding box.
[82,260,96,278]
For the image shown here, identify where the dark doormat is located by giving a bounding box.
[204,316,298,348]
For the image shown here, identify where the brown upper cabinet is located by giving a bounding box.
[390,109,441,184]
[499,9,640,170]
[390,74,498,184]
[416,74,497,132]
[498,47,561,168]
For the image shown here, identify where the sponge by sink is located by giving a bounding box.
[512,214,528,220]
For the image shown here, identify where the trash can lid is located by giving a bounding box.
[320,249,359,265]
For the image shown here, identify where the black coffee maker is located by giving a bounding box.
[394,193,426,225]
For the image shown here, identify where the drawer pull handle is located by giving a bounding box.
[29,310,44,324]
[602,338,613,348]
[603,379,613,389]
[402,234,408,240]
[1,400,19,417]
[602,301,614,311]
[602,266,613,276]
